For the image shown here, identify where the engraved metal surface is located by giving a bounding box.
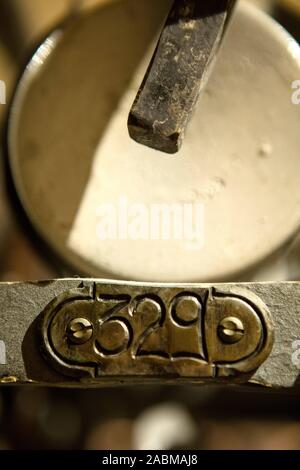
[40,283,273,382]
[5,279,300,388]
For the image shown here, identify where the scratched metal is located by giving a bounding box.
[128,0,237,153]
[0,279,299,388]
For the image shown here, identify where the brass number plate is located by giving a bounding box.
[40,282,274,383]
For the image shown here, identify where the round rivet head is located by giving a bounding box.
[67,318,93,345]
[218,316,245,344]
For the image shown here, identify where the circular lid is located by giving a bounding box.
[8,0,300,282]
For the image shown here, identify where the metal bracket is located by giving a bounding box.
[1,279,298,388]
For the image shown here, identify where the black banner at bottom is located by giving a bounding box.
[0,450,299,466]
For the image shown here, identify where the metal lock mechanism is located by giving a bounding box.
[40,282,274,383]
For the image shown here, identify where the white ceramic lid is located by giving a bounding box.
[8,1,300,282]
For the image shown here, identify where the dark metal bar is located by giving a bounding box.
[128,0,237,154]
[0,279,298,389]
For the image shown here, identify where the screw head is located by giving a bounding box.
[67,318,93,345]
[218,316,245,344]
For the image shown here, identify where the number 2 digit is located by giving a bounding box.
[131,295,167,358]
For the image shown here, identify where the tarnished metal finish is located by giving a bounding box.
[67,318,94,345]
[218,317,245,344]
[40,283,273,382]
[128,0,236,153]
[0,278,299,388]
[0,279,300,388]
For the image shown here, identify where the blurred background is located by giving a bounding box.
[0,0,300,450]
